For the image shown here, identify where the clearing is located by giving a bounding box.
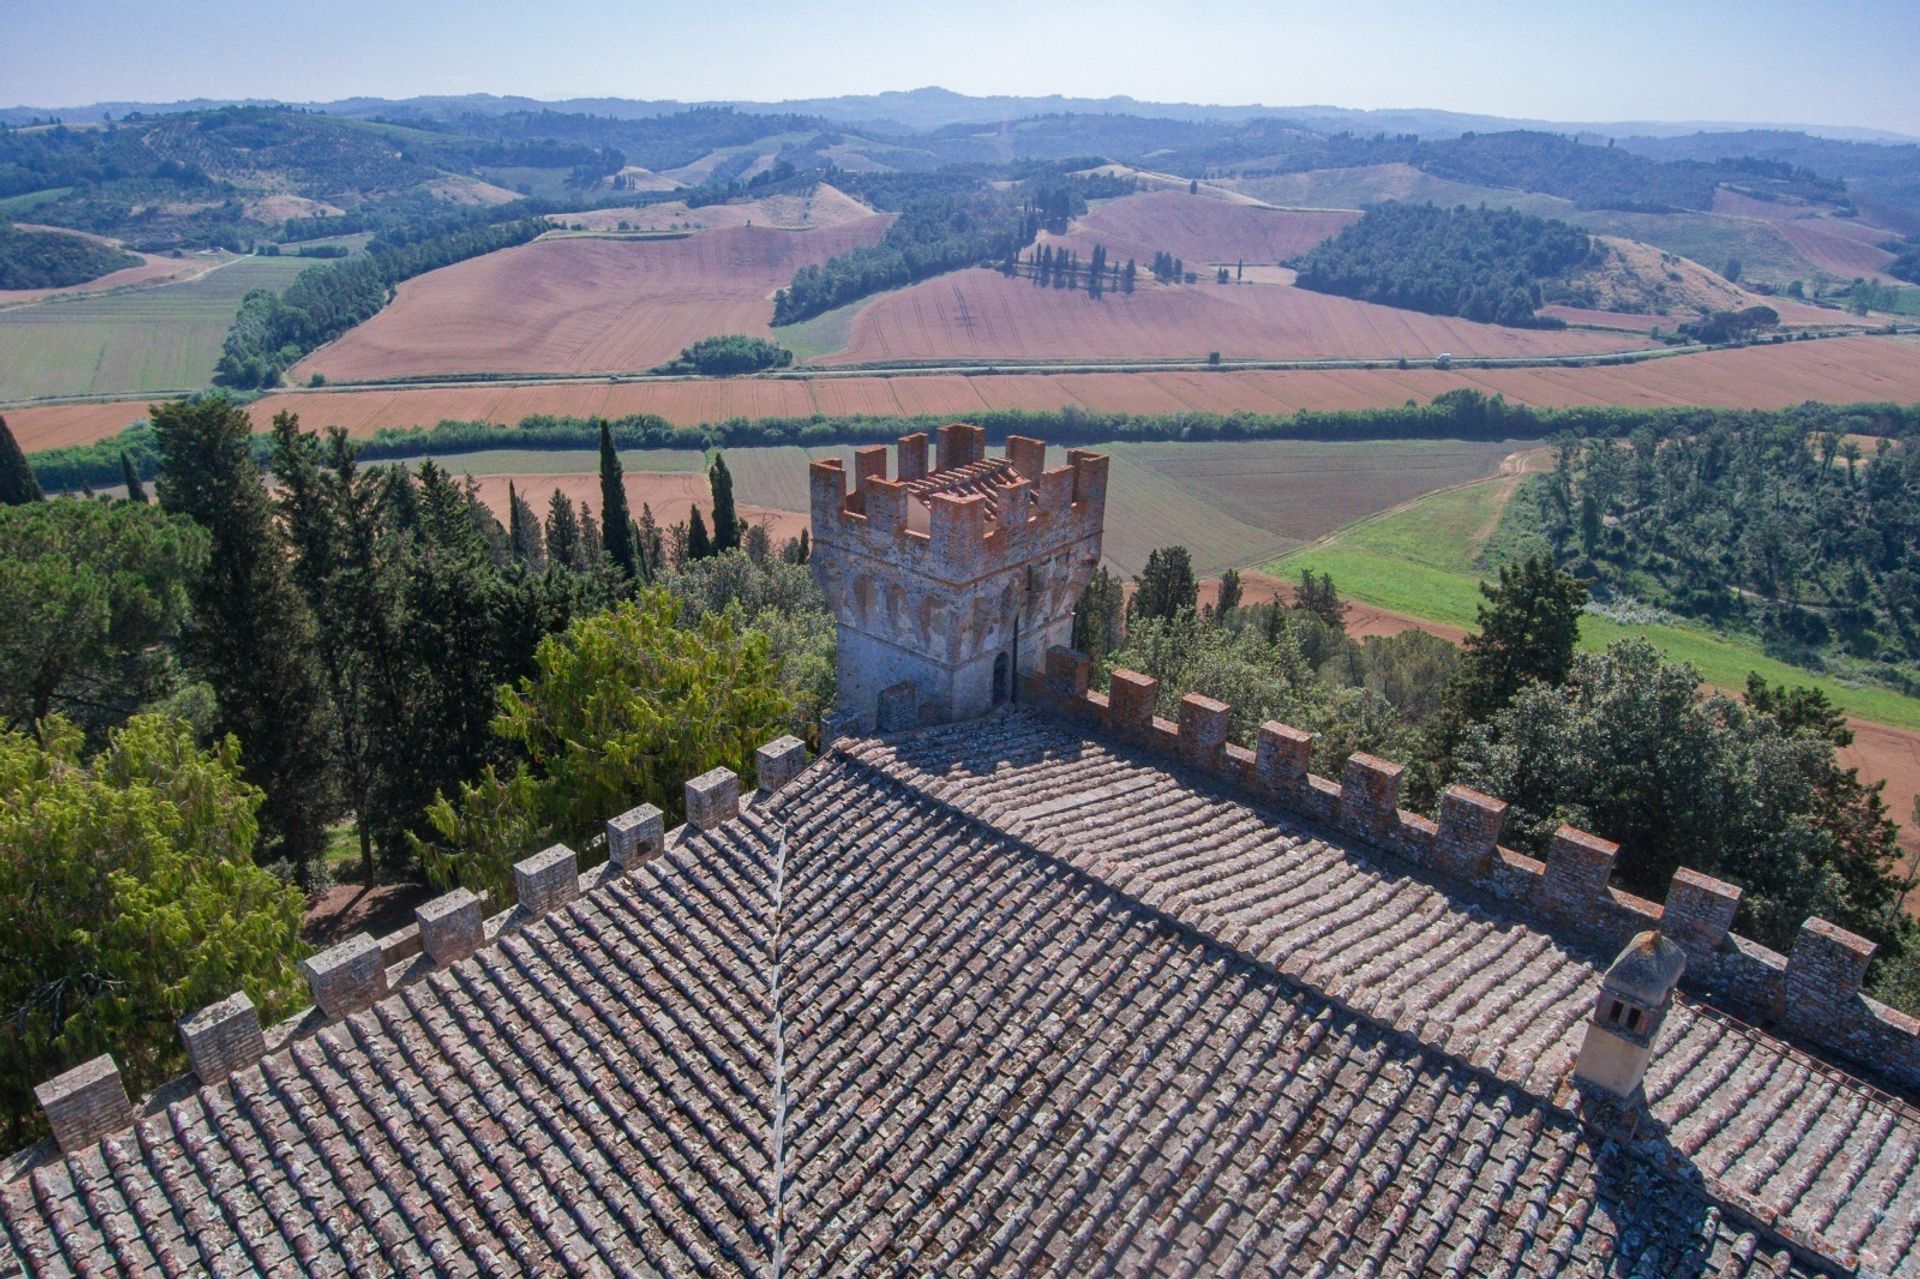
[556,183,877,234]
[1040,190,1359,265]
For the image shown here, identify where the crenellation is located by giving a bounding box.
[178,992,266,1086]
[300,932,388,1020]
[1177,693,1231,771]
[514,843,581,917]
[1106,669,1158,738]
[607,804,666,870]
[417,888,486,965]
[755,735,808,794]
[897,432,928,480]
[1006,434,1046,480]
[1541,825,1620,924]
[936,422,986,470]
[1433,786,1506,878]
[1014,649,1920,1093]
[1664,868,1742,957]
[685,767,741,831]
[34,1055,134,1154]
[1254,721,1313,797]
[1785,918,1876,1032]
[1338,753,1402,837]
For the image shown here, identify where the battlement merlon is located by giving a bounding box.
[809,433,1109,584]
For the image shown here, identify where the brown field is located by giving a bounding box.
[1536,305,1671,331]
[559,183,876,233]
[0,249,241,306]
[820,268,1652,365]
[294,217,889,382]
[1710,189,1903,281]
[15,335,1920,451]
[1042,190,1358,265]
[462,470,807,546]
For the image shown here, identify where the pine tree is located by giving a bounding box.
[507,482,546,569]
[153,400,338,886]
[1122,259,1136,293]
[0,417,43,505]
[545,487,582,570]
[120,453,149,503]
[709,453,740,553]
[1130,547,1198,623]
[578,500,604,566]
[1071,567,1126,668]
[688,504,713,560]
[598,420,639,578]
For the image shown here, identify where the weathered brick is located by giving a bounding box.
[1107,669,1158,732]
[300,932,388,1020]
[1541,825,1619,920]
[686,767,741,831]
[756,736,808,794]
[34,1055,133,1153]
[1664,868,1742,954]
[1253,722,1313,795]
[417,888,485,965]
[514,844,580,917]
[606,804,666,870]
[1340,753,1403,837]
[1433,786,1505,877]
[178,992,266,1086]
[1177,693,1231,771]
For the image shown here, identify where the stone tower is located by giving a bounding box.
[1572,929,1685,1139]
[811,423,1108,733]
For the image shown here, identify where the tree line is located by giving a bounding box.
[0,219,139,289]
[28,392,1920,497]
[1292,202,1595,328]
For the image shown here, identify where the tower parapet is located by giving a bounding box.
[812,424,1108,732]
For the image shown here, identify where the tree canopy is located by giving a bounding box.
[0,715,307,1145]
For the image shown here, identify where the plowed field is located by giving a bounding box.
[294,217,889,382]
[462,471,806,546]
[821,268,1651,365]
[14,336,1920,451]
[1043,191,1358,265]
[1710,190,1903,281]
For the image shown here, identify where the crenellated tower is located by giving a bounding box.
[811,423,1108,733]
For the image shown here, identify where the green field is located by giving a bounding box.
[0,254,312,400]
[772,293,886,362]
[1267,476,1920,731]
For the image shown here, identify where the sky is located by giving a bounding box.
[5,0,1918,136]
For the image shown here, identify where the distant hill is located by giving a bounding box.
[0,220,138,289]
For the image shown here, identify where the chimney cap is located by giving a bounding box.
[1601,930,1686,1005]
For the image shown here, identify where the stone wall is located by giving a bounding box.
[1028,644,1920,1093]
[812,425,1108,733]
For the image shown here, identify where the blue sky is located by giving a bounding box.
[5,0,1917,134]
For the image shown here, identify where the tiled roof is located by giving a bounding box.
[5,707,1910,1276]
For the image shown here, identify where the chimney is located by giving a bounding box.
[1572,930,1685,1139]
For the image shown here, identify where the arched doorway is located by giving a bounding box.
[992,651,1010,705]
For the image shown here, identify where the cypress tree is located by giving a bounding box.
[598,420,639,578]
[545,487,582,570]
[687,505,713,560]
[0,416,43,505]
[153,399,338,886]
[709,453,740,553]
[507,481,545,569]
[636,502,664,581]
[120,453,149,503]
